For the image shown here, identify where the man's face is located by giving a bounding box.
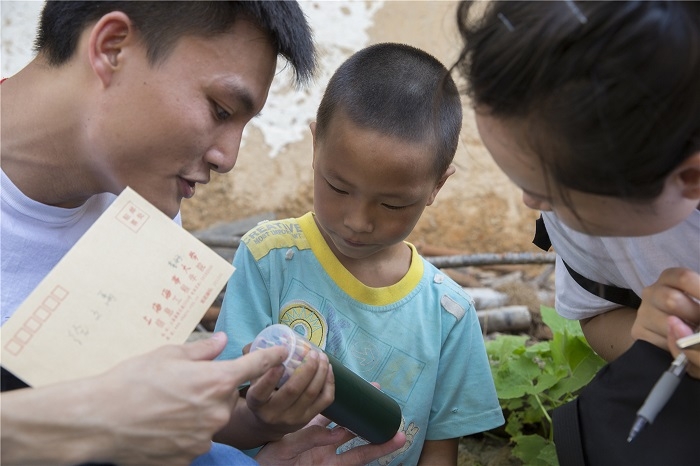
[89,19,277,218]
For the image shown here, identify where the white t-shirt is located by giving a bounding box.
[541,209,700,320]
[1,170,181,324]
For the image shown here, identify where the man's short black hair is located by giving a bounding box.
[35,0,316,86]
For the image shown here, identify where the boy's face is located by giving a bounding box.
[89,18,277,218]
[311,113,451,262]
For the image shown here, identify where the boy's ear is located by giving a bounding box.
[674,151,700,201]
[426,164,456,206]
[88,11,134,88]
[309,121,317,167]
[309,122,317,145]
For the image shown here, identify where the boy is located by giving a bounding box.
[215,43,504,465]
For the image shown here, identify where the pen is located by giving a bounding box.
[627,352,688,442]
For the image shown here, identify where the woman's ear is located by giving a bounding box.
[88,11,134,88]
[674,151,700,201]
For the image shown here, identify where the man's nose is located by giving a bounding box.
[206,129,242,173]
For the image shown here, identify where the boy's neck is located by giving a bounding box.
[313,216,413,288]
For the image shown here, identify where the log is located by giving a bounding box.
[477,306,531,334]
[463,288,509,310]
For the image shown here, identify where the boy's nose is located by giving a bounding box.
[344,203,374,233]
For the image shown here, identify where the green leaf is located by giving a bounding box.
[549,349,605,400]
[512,434,559,466]
[484,304,606,464]
[540,306,582,336]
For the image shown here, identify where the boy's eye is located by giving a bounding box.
[213,102,231,121]
[327,182,348,195]
[382,203,405,210]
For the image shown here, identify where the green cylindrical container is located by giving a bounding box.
[251,324,402,444]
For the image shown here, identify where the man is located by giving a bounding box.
[0,2,404,464]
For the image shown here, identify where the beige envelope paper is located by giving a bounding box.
[1,187,234,387]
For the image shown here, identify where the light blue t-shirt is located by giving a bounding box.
[215,213,504,465]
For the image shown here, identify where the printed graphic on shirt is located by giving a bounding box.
[337,416,417,466]
[244,219,311,261]
[279,300,327,348]
[325,303,425,403]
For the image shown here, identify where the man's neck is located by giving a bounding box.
[1,59,98,208]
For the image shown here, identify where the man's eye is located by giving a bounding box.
[214,103,231,121]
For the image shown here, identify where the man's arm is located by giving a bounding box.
[1,334,287,466]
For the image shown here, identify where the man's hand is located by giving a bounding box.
[2,332,289,466]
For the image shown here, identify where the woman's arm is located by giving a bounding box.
[580,307,637,361]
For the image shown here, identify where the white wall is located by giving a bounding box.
[1,1,383,159]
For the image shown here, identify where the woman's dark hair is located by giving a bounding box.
[35,0,316,86]
[316,43,462,179]
[455,1,700,199]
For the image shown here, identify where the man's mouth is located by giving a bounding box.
[179,177,197,199]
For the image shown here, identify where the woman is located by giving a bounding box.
[454,1,699,464]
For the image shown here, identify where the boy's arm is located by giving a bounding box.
[417,438,459,465]
[213,240,334,448]
[215,350,334,449]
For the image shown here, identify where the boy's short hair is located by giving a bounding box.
[35,0,316,86]
[316,43,462,178]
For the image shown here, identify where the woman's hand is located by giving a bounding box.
[632,268,700,351]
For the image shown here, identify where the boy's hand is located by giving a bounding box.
[244,346,335,437]
[631,268,700,351]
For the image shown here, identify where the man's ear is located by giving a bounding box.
[88,11,134,88]
[673,151,700,201]
[426,164,456,206]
